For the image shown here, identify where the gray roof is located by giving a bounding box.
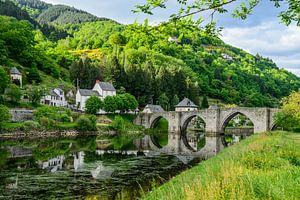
[10,67,21,75]
[79,89,100,96]
[176,98,198,108]
[144,104,164,112]
[97,82,116,91]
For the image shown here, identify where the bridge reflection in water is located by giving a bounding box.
[134,106,279,158]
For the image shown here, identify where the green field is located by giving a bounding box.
[143,132,300,200]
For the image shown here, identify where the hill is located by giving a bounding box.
[13,0,111,25]
[0,0,299,109]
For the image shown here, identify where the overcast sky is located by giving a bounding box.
[43,0,300,76]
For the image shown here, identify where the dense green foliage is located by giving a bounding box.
[0,68,9,94]
[4,84,21,104]
[75,115,97,131]
[275,91,300,131]
[143,132,300,200]
[0,105,11,123]
[85,96,103,115]
[0,0,299,109]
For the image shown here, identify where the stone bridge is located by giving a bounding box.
[134,107,280,158]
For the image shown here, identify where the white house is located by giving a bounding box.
[41,88,67,107]
[175,98,198,112]
[76,80,116,111]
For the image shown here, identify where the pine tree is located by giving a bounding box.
[201,95,209,109]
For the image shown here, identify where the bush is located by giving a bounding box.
[4,84,21,104]
[60,114,71,123]
[110,116,125,130]
[0,104,11,123]
[34,106,57,121]
[75,115,96,131]
[39,117,54,128]
[71,112,81,121]
[22,121,41,131]
[292,127,300,133]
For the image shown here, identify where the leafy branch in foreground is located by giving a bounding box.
[133,0,300,26]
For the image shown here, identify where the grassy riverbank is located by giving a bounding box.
[143,131,300,200]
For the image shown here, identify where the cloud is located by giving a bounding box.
[221,22,300,76]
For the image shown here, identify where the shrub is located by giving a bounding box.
[60,114,71,123]
[71,112,81,121]
[76,115,93,131]
[0,104,11,123]
[39,117,53,128]
[110,116,125,130]
[34,106,57,121]
[88,115,97,131]
[4,84,21,104]
[22,121,41,131]
[292,127,300,133]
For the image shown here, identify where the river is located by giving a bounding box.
[0,136,198,200]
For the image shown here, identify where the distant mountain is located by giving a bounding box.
[13,0,111,25]
[13,0,51,18]
[37,5,111,25]
[0,0,68,40]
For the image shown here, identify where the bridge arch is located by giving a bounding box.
[220,111,255,132]
[148,115,169,148]
[181,114,207,152]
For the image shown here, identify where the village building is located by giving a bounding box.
[76,80,116,111]
[143,104,164,113]
[10,67,22,88]
[175,97,198,112]
[41,88,67,107]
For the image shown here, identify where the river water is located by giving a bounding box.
[0,136,198,200]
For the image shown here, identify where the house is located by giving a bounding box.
[221,53,233,61]
[143,104,164,113]
[76,80,116,111]
[10,67,22,88]
[175,98,198,112]
[41,88,67,107]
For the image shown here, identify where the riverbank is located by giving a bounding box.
[143,131,300,200]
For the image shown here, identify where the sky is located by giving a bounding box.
[42,0,300,76]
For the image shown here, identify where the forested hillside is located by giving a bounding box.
[0,0,299,109]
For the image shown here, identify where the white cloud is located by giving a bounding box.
[221,22,300,76]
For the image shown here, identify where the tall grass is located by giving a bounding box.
[143,132,300,200]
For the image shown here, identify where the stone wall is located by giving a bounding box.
[10,109,34,122]
[0,130,117,140]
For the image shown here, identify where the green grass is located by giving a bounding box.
[56,122,77,130]
[143,131,300,200]
[0,122,24,131]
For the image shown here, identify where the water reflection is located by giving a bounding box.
[0,137,198,199]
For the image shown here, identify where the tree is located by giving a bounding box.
[0,104,10,124]
[4,84,21,104]
[0,67,9,94]
[85,96,103,115]
[123,93,138,111]
[158,93,170,111]
[171,94,179,111]
[27,67,42,84]
[103,96,117,113]
[25,85,46,106]
[201,95,209,109]
[69,57,102,89]
[135,0,300,26]
[275,91,300,130]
